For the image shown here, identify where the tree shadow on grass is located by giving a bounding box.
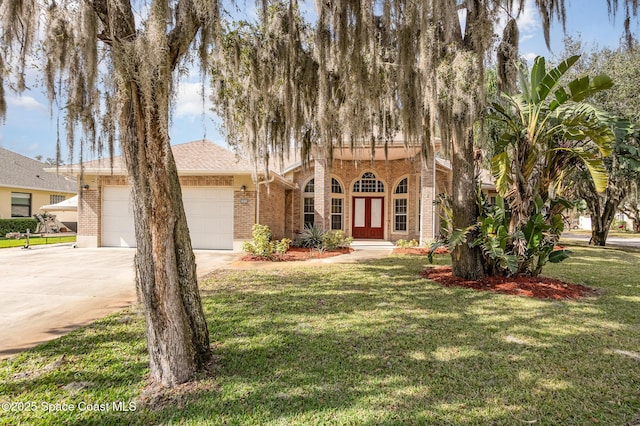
[2,253,639,425]
[138,259,637,425]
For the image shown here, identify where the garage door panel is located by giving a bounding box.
[102,186,233,250]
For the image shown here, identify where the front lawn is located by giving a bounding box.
[0,235,76,249]
[1,246,638,425]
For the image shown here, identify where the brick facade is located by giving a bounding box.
[234,190,255,240]
[258,180,288,240]
[78,189,100,237]
[285,155,441,242]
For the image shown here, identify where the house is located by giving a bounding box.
[0,147,77,221]
[63,139,491,250]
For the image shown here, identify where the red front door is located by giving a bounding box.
[352,197,384,239]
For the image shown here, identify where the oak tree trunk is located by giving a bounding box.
[119,79,211,387]
[450,124,485,279]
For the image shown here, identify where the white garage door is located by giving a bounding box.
[102,186,234,250]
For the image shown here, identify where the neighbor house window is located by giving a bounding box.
[394,178,409,232]
[50,195,65,204]
[303,178,315,228]
[353,172,384,193]
[11,192,32,217]
[330,177,344,230]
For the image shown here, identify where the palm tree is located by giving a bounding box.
[490,55,617,235]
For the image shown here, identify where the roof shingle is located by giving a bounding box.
[0,147,77,193]
[78,140,253,173]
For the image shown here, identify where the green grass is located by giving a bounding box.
[1,246,639,425]
[0,235,76,248]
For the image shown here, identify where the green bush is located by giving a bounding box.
[297,224,325,249]
[0,219,39,236]
[297,225,352,251]
[395,239,419,249]
[242,224,291,259]
[429,190,571,277]
[274,238,292,254]
[321,230,353,250]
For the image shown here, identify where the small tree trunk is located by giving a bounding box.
[450,125,484,280]
[120,81,211,387]
[590,227,609,246]
[589,196,619,247]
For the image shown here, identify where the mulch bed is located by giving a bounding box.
[421,266,595,300]
[241,247,353,262]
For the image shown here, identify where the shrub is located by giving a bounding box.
[274,238,291,254]
[321,230,353,250]
[297,224,325,249]
[242,224,291,259]
[0,219,39,236]
[297,225,353,251]
[429,190,571,277]
[395,239,419,249]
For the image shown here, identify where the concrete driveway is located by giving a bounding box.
[0,244,238,359]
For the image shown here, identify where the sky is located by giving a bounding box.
[0,0,638,163]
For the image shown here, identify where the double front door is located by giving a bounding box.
[352,197,384,239]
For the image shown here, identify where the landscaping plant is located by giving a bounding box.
[242,224,291,259]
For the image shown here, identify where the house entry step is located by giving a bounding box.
[350,240,394,250]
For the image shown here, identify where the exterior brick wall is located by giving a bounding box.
[234,190,255,240]
[78,189,100,237]
[258,180,287,240]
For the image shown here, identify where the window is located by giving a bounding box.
[331,178,343,194]
[393,178,409,232]
[353,172,384,193]
[303,178,314,228]
[11,192,32,217]
[304,179,315,193]
[331,198,343,230]
[329,177,344,230]
[394,199,408,232]
[303,198,315,228]
[50,195,66,204]
[394,178,408,194]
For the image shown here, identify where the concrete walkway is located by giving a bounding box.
[0,244,238,359]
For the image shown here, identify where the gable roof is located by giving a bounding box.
[0,147,77,193]
[64,140,254,175]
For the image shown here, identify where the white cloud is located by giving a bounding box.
[174,81,213,119]
[523,52,539,63]
[7,95,47,111]
[516,1,541,36]
[494,1,541,41]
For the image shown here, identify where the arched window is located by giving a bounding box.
[330,177,344,230]
[394,178,408,194]
[304,179,315,193]
[331,178,343,194]
[393,177,409,232]
[353,172,384,193]
[303,178,314,228]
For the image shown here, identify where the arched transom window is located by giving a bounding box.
[353,172,384,193]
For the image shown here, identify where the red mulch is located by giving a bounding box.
[421,266,595,300]
[241,247,353,262]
